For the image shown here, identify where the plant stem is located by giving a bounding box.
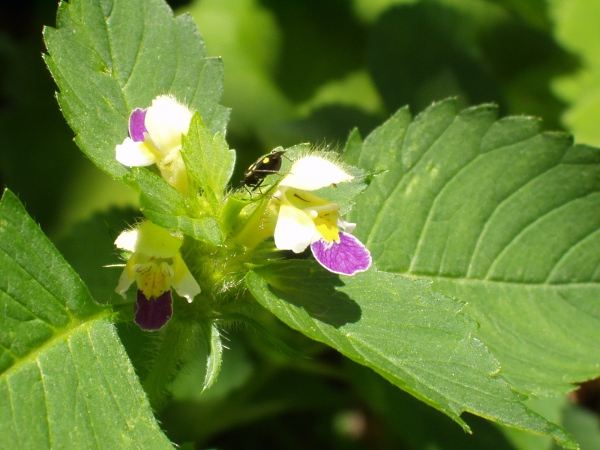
[142,316,200,411]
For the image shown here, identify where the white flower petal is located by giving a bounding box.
[115,257,138,298]
[116,137,157,167]
[274,204,316,253]
[337,217,356,234]
[144,95,193,155]
[172,254,201,303]
[156,148,189,195]
[115,269,135,298]
[279,156,353,191]
[114,228,140,252]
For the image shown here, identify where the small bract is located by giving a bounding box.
[115,221,200,331]
[116,95,193,195]
[272,156,371,275]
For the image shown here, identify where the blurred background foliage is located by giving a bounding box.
[2,0,600,448]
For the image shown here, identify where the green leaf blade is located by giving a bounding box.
[182,113,236,204]
[434,280,600,396]
[43,0,228,179]
[202,323,223,392]
[247,262,576,448]
[0,190,102,374]
[0,189,172,448]
[1,319,173,449]
[347,99,600,403]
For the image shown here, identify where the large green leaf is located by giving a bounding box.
[43,0,228,179]
[0,189,171,448]
[347,100,600,397]
[247,262,574,447]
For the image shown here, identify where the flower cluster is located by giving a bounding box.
[114,95,371,331]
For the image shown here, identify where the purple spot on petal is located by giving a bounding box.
[129,108,148,142]
[134,290,173,331]
[311,232,372,276]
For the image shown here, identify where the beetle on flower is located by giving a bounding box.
[115,221,200,331]
[271,155,371,275]
[115,95,193,195]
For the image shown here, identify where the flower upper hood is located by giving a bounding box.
[278,156,354,190]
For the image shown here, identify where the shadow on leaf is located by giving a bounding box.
[256,260,362,328]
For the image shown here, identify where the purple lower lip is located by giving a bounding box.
[129,108,148,142]
[134,289,173,331]
[311,232,372,275]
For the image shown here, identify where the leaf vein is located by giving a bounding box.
[408,144,497,273]
[545,227,600,283]
[189,61,203,107]
[85,326,138,439]
[591,260,600,282]
[68,333,102,449]
[36,359,53,448]
[347,332,509,407]
[0,251,71,325]
[97,326,148,446]
[5,377,21,448]
[466,157,561,278]
[121,6,147,95]
[365,110,455,248]
[484,191,600,280]
[96,0,128,113]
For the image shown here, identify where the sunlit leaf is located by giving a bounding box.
[43,0,228,179]
[247,261,575,447]
[182,112,236,206]
[0,189,171,448]
[345,98,600,443]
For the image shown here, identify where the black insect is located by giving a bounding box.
[239,149,286,193]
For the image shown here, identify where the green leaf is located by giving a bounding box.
[128,167,223,245]
[500,396,565,450]
[0,189,171,448]
[247,261,575,448]
[201,322,223,392]
[346,99,600,438]
[182,112,236,205]
[43,0,228,179]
